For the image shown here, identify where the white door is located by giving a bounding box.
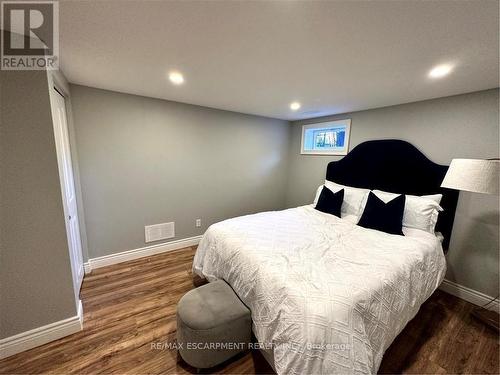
[52,87,84,299]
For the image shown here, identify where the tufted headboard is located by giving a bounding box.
[325,139,459,251]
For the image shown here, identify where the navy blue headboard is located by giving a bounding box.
[326,139,459,251]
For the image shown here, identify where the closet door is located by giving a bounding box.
[52,87,84,300]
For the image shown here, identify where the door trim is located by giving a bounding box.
[47,72,85,305]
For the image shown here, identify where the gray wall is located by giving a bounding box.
[70,85,290,260]
[286,89,499,297]
[0,70,77,338]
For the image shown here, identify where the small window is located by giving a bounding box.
[301,119,351,155]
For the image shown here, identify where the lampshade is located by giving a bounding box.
[441,159,499,195]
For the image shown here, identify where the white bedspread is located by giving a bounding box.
[193,206,446,375]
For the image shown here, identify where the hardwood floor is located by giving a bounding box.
[0,247,498,374]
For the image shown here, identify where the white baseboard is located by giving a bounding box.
[83,262,91,274]
[85,235,202,273]
[0,300,83,360]
[439,279,499,313]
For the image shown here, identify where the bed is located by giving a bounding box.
[193,140,459,375]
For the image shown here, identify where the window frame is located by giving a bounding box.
[300,119,352,155]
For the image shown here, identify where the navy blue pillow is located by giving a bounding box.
[358,192,405,235]
[315,187,344,218]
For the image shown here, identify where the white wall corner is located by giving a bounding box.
[439,279,499,313]
[0,300,83,360]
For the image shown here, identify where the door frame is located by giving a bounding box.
[47,71,86,312]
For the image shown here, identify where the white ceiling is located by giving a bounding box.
[59,1,499,121]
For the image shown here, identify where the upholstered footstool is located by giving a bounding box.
[176,280,251,369]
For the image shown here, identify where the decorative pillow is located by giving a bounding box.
[372,190,443,233]
[313,181,370,219]
[315,187,344,218]
[358,192,406,235]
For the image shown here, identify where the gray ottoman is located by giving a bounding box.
[176,280,251,369]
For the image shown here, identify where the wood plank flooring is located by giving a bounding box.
[0,246,498,374]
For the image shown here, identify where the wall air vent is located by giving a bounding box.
[145,222,175,243]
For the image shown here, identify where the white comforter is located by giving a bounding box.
[193,206,446,375]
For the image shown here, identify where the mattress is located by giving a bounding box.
[193,205,446,375]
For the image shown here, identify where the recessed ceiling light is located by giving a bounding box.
[290,101,301,111]
[168,71,184,85]
[429,64,453,79]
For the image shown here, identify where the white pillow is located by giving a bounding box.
[313,185,324,205]
[372,190,443,233]
[313,181,370,219]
